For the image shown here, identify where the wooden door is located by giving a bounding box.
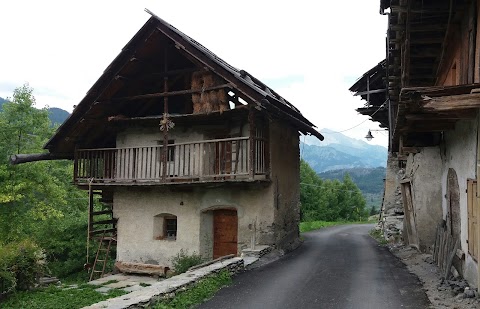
[401,181,419,248]
[467,179,478,260]
[213,209,238,259]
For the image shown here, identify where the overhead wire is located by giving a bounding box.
[321,101,387,134]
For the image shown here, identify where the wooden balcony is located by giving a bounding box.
[74,137,269,186]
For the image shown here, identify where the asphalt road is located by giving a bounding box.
[198,224,431,309]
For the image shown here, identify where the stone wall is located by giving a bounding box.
[269,120,301,252]
[405,147,443,252]
[85,257,245,309]
[380,154,404,242]
[441,119,478,287]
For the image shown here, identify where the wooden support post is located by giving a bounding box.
[73,146,78,183]
[248,106,256,179]
[477,120,480,290]
[88,179,94,239]
[263,116,270,178]
[162,48,169,182]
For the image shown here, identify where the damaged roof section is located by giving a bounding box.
[44,10,323,157]
[349,60,389,128]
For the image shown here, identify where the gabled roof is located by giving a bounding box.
[45,10,323,154]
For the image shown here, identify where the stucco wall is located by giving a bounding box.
[113,184,274,266]
[269,120,301,251]
[441,119,478,287]
[112,117,302,265]
[405,147,443,252]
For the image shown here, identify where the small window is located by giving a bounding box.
[154,214,177,240]
[165,217,177,239]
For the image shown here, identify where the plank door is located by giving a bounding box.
[467,179,478,261]
[401,181,419,248]
[213,209,238,259]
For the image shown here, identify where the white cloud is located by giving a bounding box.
[0,0,388,146]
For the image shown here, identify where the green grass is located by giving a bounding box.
[0,282,127,309]
[149,270,232,309]
[369,228,388,245]
[300,220,373,233]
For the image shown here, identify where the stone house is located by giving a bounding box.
[351,0,480,288]
[15,11,323,271]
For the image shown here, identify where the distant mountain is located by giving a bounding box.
[301,129,387,210]
[0,97,70,126]
[300,128,387,173]
[49,107,70,126]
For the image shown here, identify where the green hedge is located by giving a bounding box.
[0,239,48,296]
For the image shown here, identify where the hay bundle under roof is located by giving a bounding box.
[218,89,228,114]
[191,71,203,113]
[191,71,230,114]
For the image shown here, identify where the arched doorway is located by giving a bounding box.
[213,209,238,259]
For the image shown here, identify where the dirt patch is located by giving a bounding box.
[390,244,480,309]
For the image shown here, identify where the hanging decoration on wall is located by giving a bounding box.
[159,113,175,132]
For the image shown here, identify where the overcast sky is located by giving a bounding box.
[0,1,389,146]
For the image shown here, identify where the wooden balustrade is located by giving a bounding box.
[74,136,268,185]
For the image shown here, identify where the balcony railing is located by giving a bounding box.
[74,136,268,185]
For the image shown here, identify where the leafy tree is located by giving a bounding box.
[300,160,368,222]
[0,84,89,278]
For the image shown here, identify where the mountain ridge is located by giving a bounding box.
[300,129,387,174]
[0,97,69,126]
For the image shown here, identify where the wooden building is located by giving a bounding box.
[352,0,480,288]
[13,11,323,278]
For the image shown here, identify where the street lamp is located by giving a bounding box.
[365,130,374,141]
[365,129,387,141]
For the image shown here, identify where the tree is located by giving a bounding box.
[300,160,367,222]
[0,84,90,277]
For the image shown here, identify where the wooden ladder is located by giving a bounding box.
[89,231,117,281]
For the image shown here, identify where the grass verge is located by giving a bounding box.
[369,228,388,245]
[0,282,127,309]
[150,270,232,309]
[300,220,374,233]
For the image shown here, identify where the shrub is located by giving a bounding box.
[171,250,204,274]
[0,239,48,295]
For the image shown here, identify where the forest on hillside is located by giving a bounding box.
[318,167,385,194]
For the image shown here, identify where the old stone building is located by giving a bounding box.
[13,11,323,275]
[351,0,480,288]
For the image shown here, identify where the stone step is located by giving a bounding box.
[241,245,272,258]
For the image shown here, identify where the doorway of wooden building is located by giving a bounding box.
[213,209,238,259]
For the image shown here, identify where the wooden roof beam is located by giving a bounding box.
[398,122,456,132]
[95,83,233,104]
[405,111,477,120]
[422,93,480,111]
[390,5,450,14]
